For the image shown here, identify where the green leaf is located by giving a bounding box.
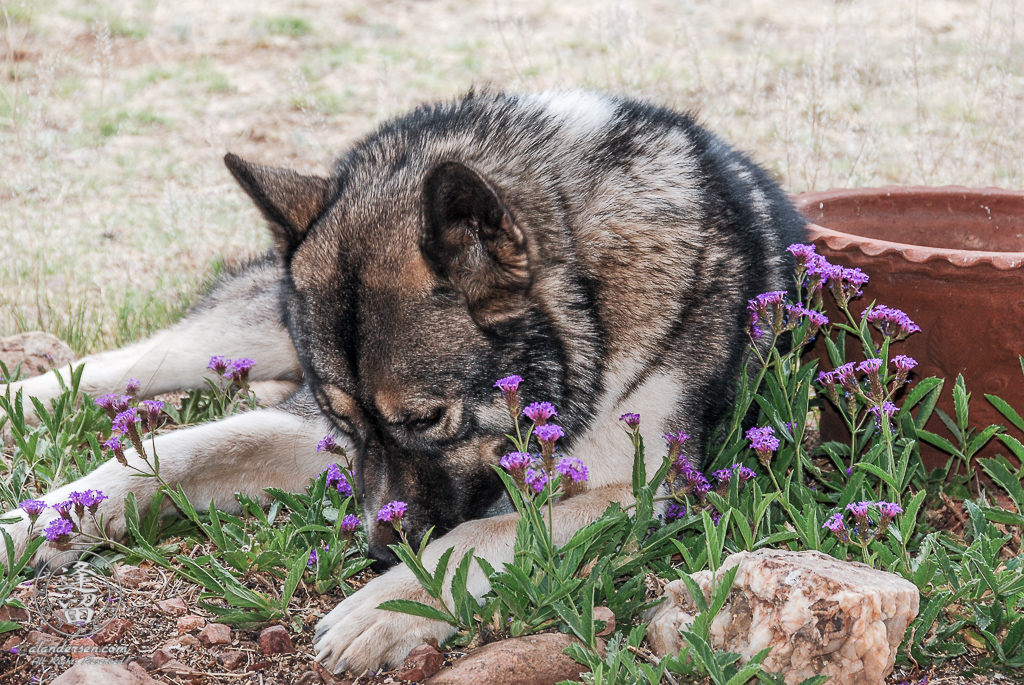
[986,393,1024,433]
[917,429,960,457]
[979,457,1024,512]
[680,629,727,684]
[377,599,455,625]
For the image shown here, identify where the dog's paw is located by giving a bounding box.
[313,566,457,674]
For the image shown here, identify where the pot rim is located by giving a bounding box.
[793,186,1024,272]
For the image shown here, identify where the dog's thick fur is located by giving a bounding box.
[0,91,806,673]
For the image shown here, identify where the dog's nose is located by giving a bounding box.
[367,521,401,572]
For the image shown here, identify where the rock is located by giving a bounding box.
[149,649,175,669]
[199,621,231,646]
[0,332,77,379]
[154,597,188,615]
[427,633,601,685]
[115,564,151,588]
[126,662,158,681]
[646,549,920,685]
[593,607,616,637]
[218,649,248,670]
[0,604,29,622]
[258,624,294,654]
[24,629,62,647]
[93,618,133,645]
[158,658,198,675]
[52,658,158,684]
[177,614,206,634]
[397,643,445,681]
[69,637,98,659]
[2,635,22,653]
[296,672,324,685]
[160,635,200,651]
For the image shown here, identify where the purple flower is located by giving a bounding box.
[324,464,353,497]
[71,490,107,514]
[53,500,73,520]
[317,435,345,454]
[846,501,871,520]
[555,457,589,483]
[207,356,231,374]
[493,375,523,394]
[663,431,690,464]
[534,423,565,443]
[376,501,408,524]
[664,503,687,522]
[822,512,850,543]
[680,467,711,499]
[708,506,722,526]
[500,451,533,472]
[103,436,127,465]
[225,357,256,383]
[747,291,789,338]
[20,499,46,520]
[494,375,524,416]
[746,426,778,467]
[124,378,141,396]
[845,467,853,476]
[340,514,361,532]
[94,393,131,417]
[43,518,73,543]
[619,413,641,429]
[827,266,869,306]
[787,304,829,337]
[868,401,899,427]
[746,426,779,453]
[112,408,140,435]
[892,355,917,372]
[878,501,903,532]
[787,243,819,265]
[712,468,732,482]
[523,401,557,425]
[524,468,548,494]
[308,549,318,566]
[865,305,920,340]
[857,358,883,374]
[139,400,164,431]
[834,362,857,387]
[735,465,757,481]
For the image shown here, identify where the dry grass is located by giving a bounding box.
[1,0,1022,352]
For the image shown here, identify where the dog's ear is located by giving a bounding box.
[421,161,530,326]
[224,153,331,256]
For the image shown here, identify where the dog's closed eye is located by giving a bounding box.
[397,407,445,434]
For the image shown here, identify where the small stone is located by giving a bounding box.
[426,633,602,684]
[69,637,97,659]
[646,549,920,685]
[593,607,616,637]
[51,658,158,684]
[199,622,232,646]
[0,604,29,622]
[115,564,151,588]
[397,643,445,681]
[177,615,206,634]
[158,658,197,675]
[154,597,188,615]
[24,629,62,647]
[296,672,324,685]
[0,331,77,378]
[258,624,294,654]
[160,635,201,651]
[93,618,133,645]
[150,649,175,670]
[218,649,248,670]
[2,635,22,652]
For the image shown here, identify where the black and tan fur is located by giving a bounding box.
[1,90,805,673]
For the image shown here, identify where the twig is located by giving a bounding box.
[627,644,680,685]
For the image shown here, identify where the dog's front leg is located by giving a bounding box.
[0,401,337,564]
[314,483,633,674]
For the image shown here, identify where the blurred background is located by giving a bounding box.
[1,0,1021,354]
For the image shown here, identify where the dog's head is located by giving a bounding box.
[225,152,564,567]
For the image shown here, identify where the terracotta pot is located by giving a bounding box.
[793,186,1024,470]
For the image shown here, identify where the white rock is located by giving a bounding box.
[647,549,919,685]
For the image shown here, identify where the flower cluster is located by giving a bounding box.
[377,500,408,527]
[747,289,829,345]
[494,381,590,500]
[746,425,779,467]
[28,489,109,546]
[323,463,354,497]
[97,379,161,463]
[865,305,921,341]
[712,463,757,494]
[822,500,903,544]
[208,355,258,387]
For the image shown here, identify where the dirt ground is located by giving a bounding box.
[2,0,1023,351]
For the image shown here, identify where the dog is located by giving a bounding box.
[0,90,806,673]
